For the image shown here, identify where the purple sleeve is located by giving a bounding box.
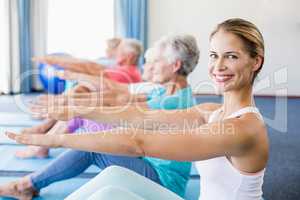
[67,117,84,133]
[81,119,114,132]
[67,117,114,133]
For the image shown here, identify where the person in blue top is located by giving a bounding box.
[0,34,200,200]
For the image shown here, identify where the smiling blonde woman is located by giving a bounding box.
[4,18,268,200]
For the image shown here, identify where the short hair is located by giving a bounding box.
[121,38,143,59]
[153,34,200,76]
[144,47,158,63]
[106,37,122,50]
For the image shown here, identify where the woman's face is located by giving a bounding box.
[208,31,258,92]
[151,53,178,84]
[142,62,154,81]
[115,42,136,65]
[115,44,127,65]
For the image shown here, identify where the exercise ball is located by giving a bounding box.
[38,54,66,94]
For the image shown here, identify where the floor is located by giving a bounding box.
[0,94,299,200]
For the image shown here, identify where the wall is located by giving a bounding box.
[148,0,300,96]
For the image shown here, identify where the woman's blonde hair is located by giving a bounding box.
[210,18,265,83]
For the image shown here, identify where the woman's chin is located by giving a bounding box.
[215,83,232,93]
[213,78,236,92]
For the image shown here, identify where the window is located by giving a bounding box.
[47,0,114,59]
[0,0,9,93]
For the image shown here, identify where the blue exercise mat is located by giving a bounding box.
[0,177,200,200]
[0,94,37,113]
[0,112,43,127]
[0,145,100,174]
[0,176,90,200]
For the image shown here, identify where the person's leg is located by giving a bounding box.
[87,186,146,200]
[92,153,161,183]
[30,150,93,190]
[0,177,38,200]
[31,150,159,191]
[0,151,159,199]
[15,121,69,158]
[66,166,183,200]
[0,150,95,199]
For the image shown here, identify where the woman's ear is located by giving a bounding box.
[252,56,263,72]
[173,60,182,73]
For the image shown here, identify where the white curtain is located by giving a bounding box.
[0,0,20,94]
[0,0,47,94]
[0,0,10,94]
[30,0,48,90]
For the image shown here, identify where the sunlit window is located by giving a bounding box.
[47,0,114,59]
[0,0,9,93]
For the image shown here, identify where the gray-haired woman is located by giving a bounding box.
[0,34,201,200]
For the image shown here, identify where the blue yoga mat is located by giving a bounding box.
[0,177,200,200]
[0,176,90,200]
[0,145,100,174]
[0,112,43,127]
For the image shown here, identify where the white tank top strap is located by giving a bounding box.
[225,106,264,121]
[208,108,222,123]
[208,106,263,123]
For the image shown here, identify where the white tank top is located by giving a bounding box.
[195,106,265,200]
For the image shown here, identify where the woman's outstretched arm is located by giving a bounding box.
[33,91,148,108]
[35,103,219,130]
[7,113,262,162]
[33,56,106,75]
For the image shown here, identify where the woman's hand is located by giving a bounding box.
[6,132,62,148]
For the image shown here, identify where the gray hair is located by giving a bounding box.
[121,38,143,58]
[153,34,200,76]
[144,47,158,63]
[106,37,122,50]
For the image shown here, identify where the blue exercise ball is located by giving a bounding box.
[38,54,67,94]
